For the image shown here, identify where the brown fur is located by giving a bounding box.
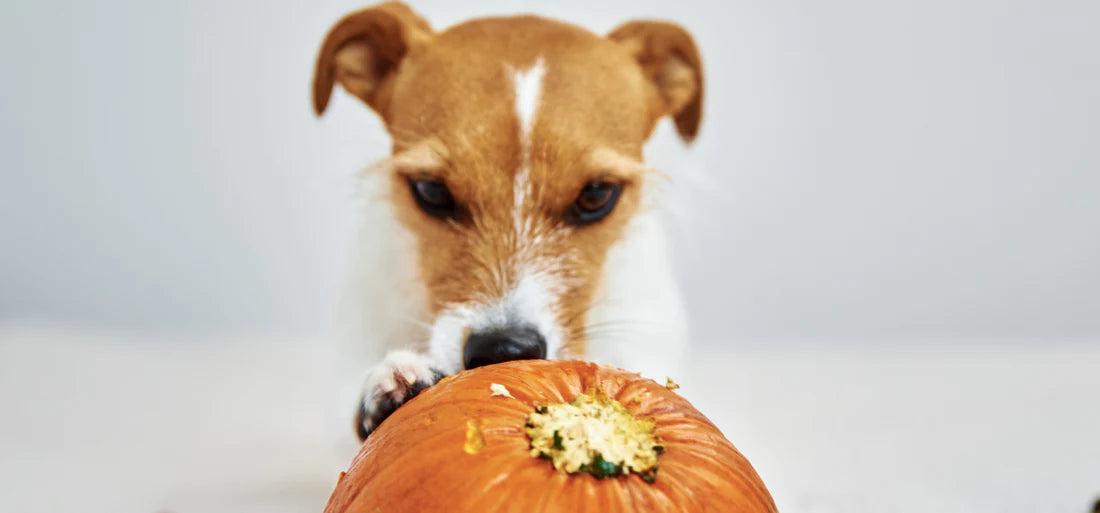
[313,3,703,357]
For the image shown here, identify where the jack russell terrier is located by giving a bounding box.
[312,2,703,440]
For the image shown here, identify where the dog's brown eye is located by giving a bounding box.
[408,178,458,220]
[568,182,622,225]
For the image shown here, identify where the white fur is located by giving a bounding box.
[583,208,688,379]
[338,167,430,364]
[361,349,437,399]
[512,58,545,240]
[335,168,438,437]
[460,265,567,357]
[513,58,546,144]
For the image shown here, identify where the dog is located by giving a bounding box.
[312,2,703,440]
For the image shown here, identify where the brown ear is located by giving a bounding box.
[312,2,433,119]
[608,21,704,143]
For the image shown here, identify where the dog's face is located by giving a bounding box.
[314,4,702,371]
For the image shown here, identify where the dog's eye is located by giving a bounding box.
[408,178,457,219]
[567,182,622,225]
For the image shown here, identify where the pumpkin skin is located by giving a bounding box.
[325,360,778,513]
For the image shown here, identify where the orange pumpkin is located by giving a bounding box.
[325,360,777,513]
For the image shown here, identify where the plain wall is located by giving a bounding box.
[2,0,1098,345]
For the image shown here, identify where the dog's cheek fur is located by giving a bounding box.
[550,188,643,357]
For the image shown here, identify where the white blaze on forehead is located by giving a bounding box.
[513,58,547,143]
[512,59,546,239]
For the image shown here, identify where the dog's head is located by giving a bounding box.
[313,2,702,370]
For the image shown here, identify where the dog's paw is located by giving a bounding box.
[355,350,443,440]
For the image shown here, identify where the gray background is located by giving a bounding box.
[2,0,1098,345]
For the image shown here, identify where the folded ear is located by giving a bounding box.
[312,2,433,119]
[608,21,704,143]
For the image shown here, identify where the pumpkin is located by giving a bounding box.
[325,360,777,513]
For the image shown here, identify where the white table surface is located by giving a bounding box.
[2,324,1097,513]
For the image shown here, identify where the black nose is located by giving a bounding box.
[463,326,547,370]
